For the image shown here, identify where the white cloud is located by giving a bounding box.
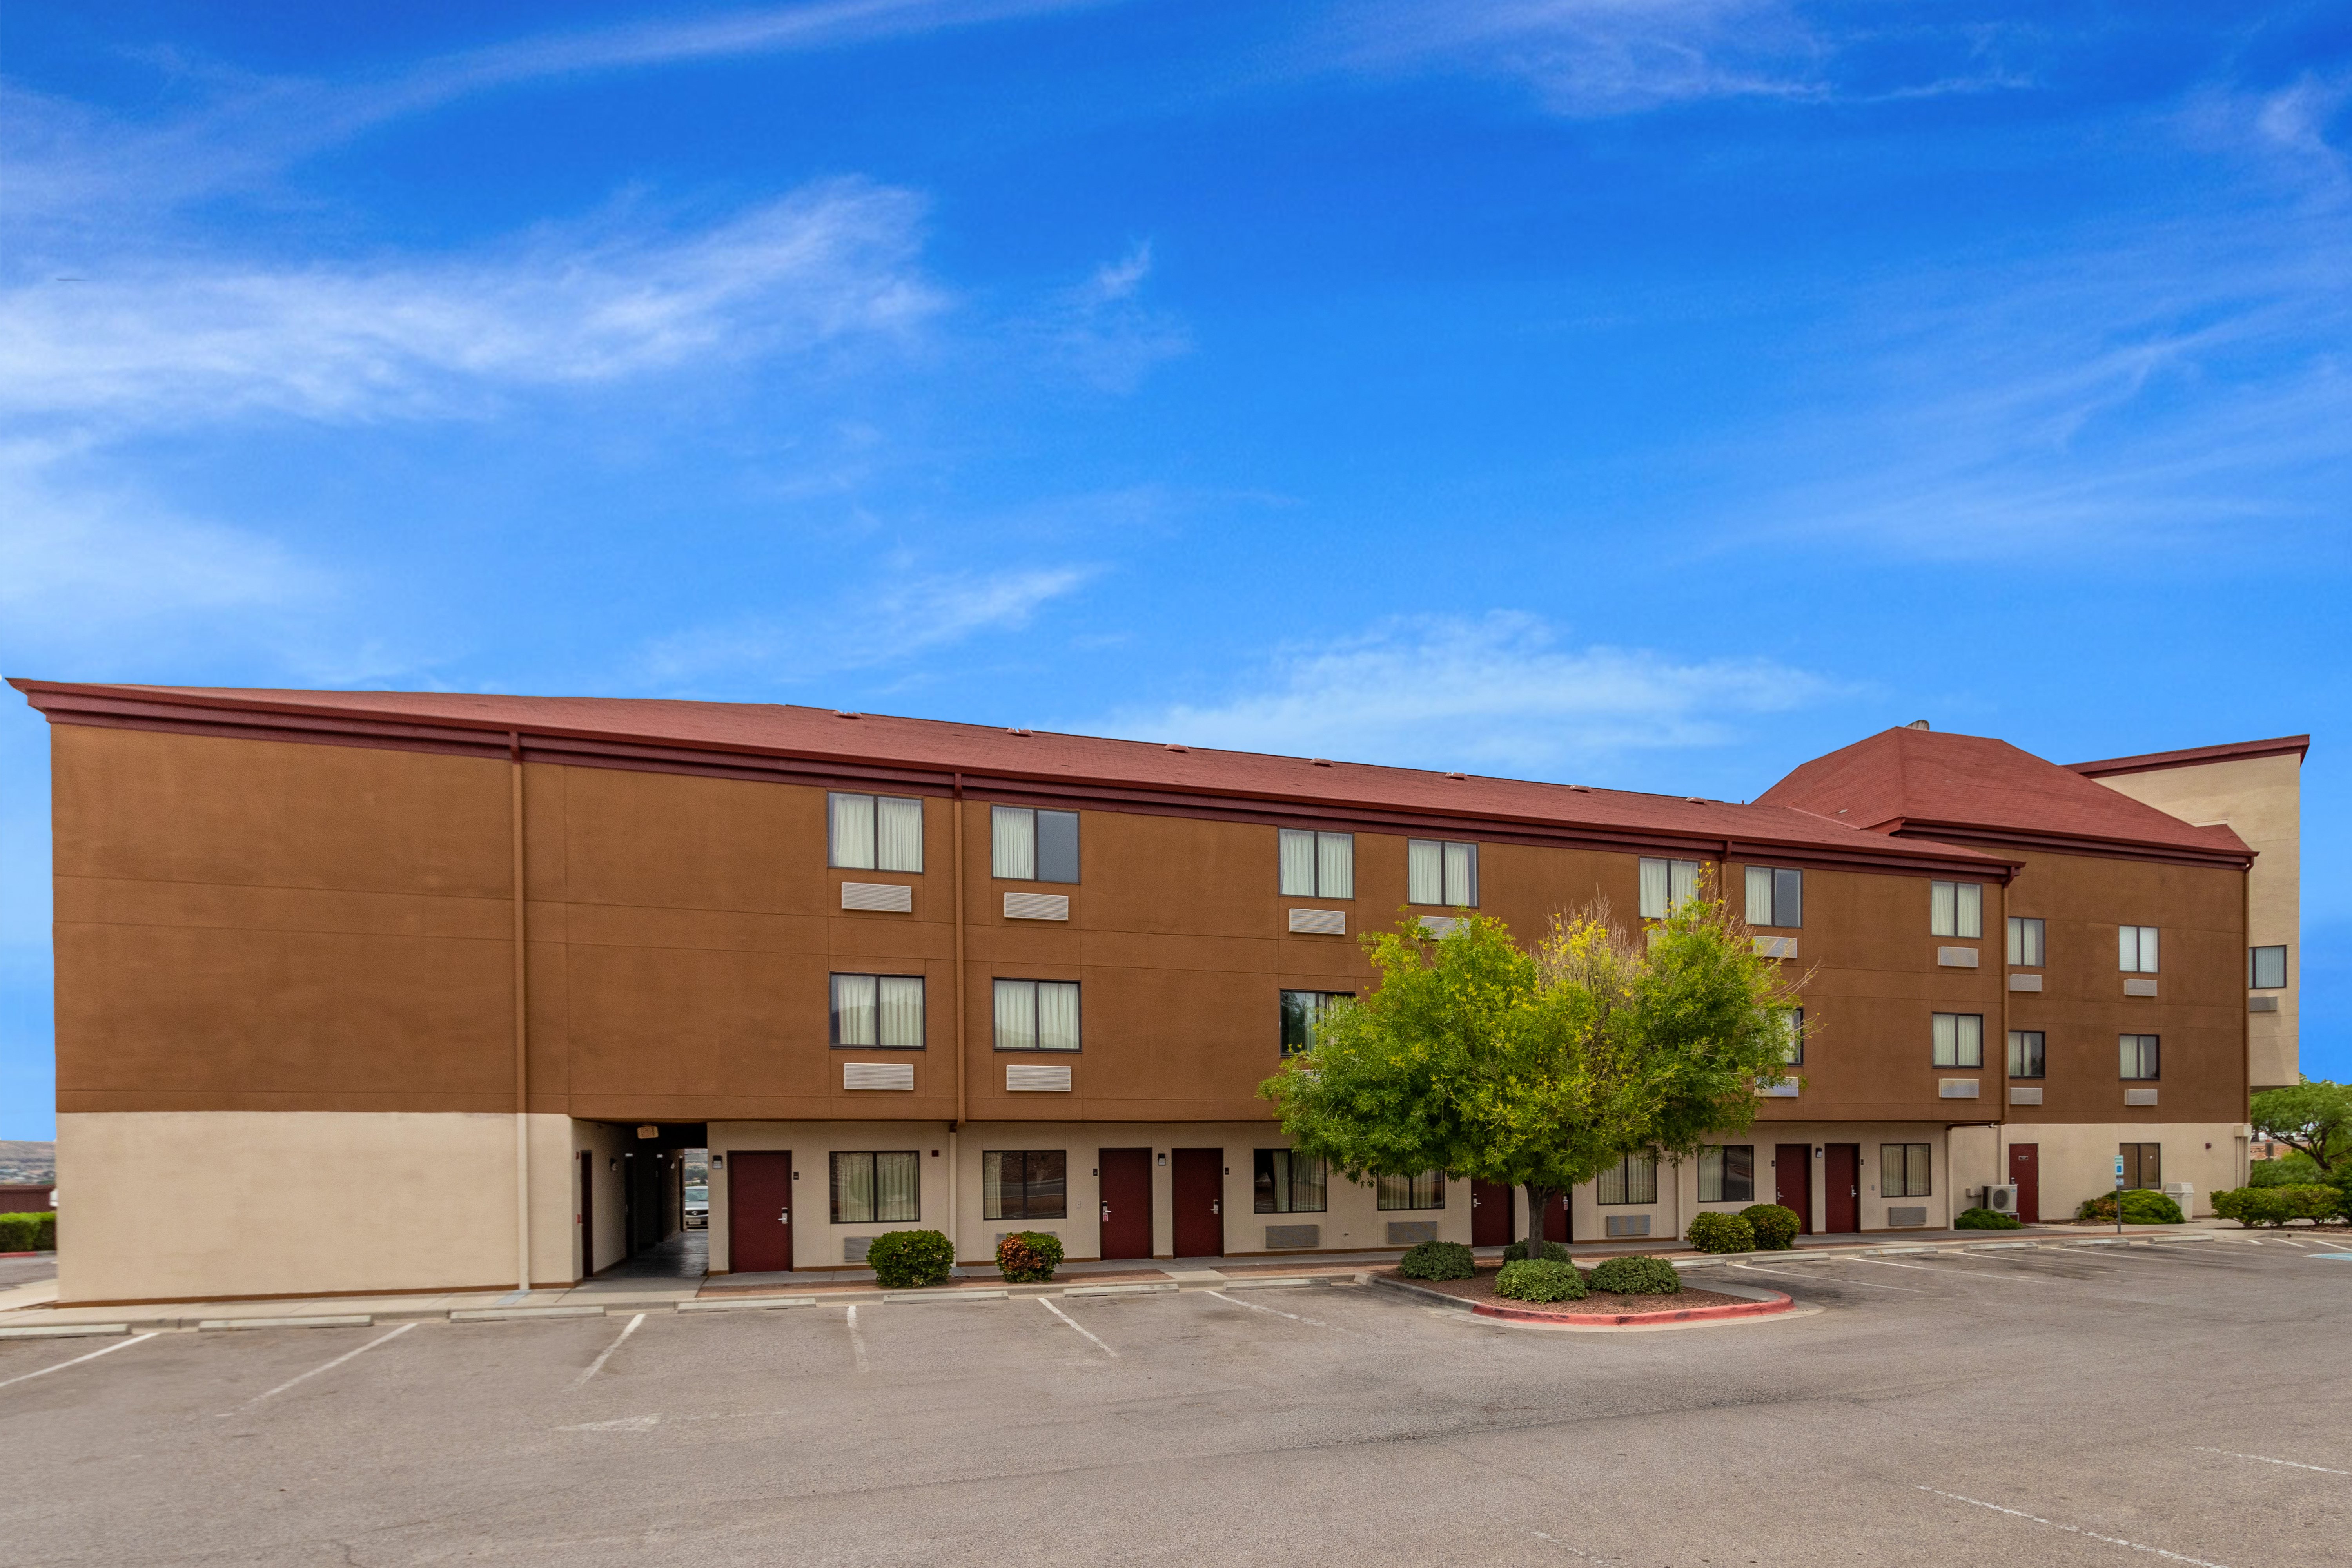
[639,563,1097,685]
[1101,613,1838,773]
[1026,241,1190,393]
[0,182,942,430]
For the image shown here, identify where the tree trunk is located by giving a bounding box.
[1523,1182,1553,1254]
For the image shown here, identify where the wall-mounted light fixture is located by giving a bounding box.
[607,1158,619,1172]
[1156,1153,1167,1166]
[636,1124,659,1139]
[710,1154,724,1169]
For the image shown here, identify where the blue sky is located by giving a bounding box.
[3,0,2347,1137]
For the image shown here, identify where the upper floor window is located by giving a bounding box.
[993,979,1081,1052]
[1376,1171,1446,1210]
[1698,1144,1755,1204]
[991,806,1078,883]
[1775,1007,1805,1067]
[1279,829,1354,899]
[1254,1149,1328,1214]
[1639,857,1700,919]
[830,974,925,1049]
[1932,1012,1984,1069]
[2120,1034,2160,1080]
[1745,866,1803,929]
[2249,946,2287,990]
[2007,1030,2045,1079]
[1930,881,1982,939]
[2007,916,2045,967]
[1280,990,1352,1058]
[1595,1153,1658,1206]
[2119,926,2159,974]
[1407,839,1478,907]
[829,793,922,873]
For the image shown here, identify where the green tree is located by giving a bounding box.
[1258,888,1801,1252]
[2251,1080,2352,1183]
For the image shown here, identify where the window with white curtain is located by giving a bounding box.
[1375,1171,1446,1210]
[993,979,1081,1051]
[2119,926,2159,973]
[1595,1153,1658,1205]
[1880,1143,1931,1198]
[2008,1030,2045,1078]
[1254,1149,1328,1213]
[1930,881,1982,938]
[830,1151,920,1224]
[1776,1007,1805,1066]
[2249,946,2287,989]
[1698,1145,1755,1204]
[2120,1034,2161,1080]
[1639,857,1700,919]
[1931,1012,1984,1068]
[991,807,1079,883]
[2007,916,2046,967]
[1279,829,1354,898]
[1407,840,1479,906]
[829,974,926,1049]
[828,793,923,872]
[1745,866,1803,928]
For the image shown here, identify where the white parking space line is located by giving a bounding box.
[1038,1298,1118,1357]
[1201,1289,1357,1332]
[570,1313,644,1389]
[223,1322,416,1414]
[1732,1263,1927,1293]
[846,1305,870,1373]
[0,1332,157,1391]
[1917,1486,2230,1567]
[2193,1445,2350,1476]
[1530,1528,1621,1563]
[1846,1256,1945,1271]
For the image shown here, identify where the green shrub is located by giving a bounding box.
[1397,1239,1477,1281]
[2073,1190,2186,1225]
[2248,1153,2325,1188]
[1741,1204,1801,1250]
[865,1229,955,1288]
[1955,1207,2024,1230]
[1685,1211,1756,1253]
[1502,1239,1570,1263]
[1586,1254,1681,1295]
[2212,1185,2341,1228]
[994,1230,1064,1283]
[1494,1258,1586,1304]
[0,1211,54,1251]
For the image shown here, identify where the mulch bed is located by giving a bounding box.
[1380,1265,1750,1316]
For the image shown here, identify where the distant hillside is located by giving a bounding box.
[0,1142,55,1185]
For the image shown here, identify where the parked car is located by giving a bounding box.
[684,1183,708,1229]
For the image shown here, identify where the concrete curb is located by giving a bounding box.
[198,1315,372,1331]
[675,1296,815,1313]
[450,1305,608,1322]
[1366,1270,1795,1329]
[0,1322,128,1339]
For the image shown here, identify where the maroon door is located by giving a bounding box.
[1472,1180,1514,1246]
[1775,1144,1814,1235]
[727,1151,793,1272]
[1098,1148,1154,1259]
[2009,1143,2041,1225]
[1822,1144,1860,1234]
[1172,1149,1225,1258]
[1544,1189,1570,1243]
[579,1151,595,1279]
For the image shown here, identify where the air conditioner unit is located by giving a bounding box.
[1983,1184,2019,1214]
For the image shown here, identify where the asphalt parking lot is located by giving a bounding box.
[4,1236,2348,1567]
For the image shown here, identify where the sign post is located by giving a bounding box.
[2114,1153,2127,1236]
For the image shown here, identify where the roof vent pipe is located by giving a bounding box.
[1906,719,1931,730]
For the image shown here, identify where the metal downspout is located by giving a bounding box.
[510,732,531,1293]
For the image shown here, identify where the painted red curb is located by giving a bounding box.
[0,1250,45,1259]
[1471,1290,1794,1326]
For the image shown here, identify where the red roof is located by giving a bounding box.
[10,679,2011,872]
[1757,726,2251,865]
[2070,734,2309,778]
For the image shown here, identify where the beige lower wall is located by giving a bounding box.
[54,1110,580,1304]
[1949,1122,2247,1220]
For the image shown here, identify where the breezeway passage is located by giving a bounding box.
[2,1241,2342,1566]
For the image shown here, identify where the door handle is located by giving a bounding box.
[1211,1201,1220,1215]
[1101,1203,1111,1221]
[779,1210,789,1225]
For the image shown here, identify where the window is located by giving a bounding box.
[1932,1012,1984,1069]
[1745,866,1803,928]
[1639,857,1700,919]
[830,1151,919,1224]
[1775,1007,1805,1067]
[2119,925,2159,973]
[2007,916,2046,967]
[1279,829,1354,898]
[2120,1143,2162,1191]
[829,974,926,1049]
[2120,1034,2160,1080]
[993,980,1081,1051]
[1376,1170,1446,1210]
[2249,946,2287,990]
[1930,881,1983,939]
[2007,1030,2045,1079]
[828,793,923,873]
[1595,1153,1658,1206]
[1407,839,1479,907]
[991,806,1079,882]
[1698,1144,1755,1204]
[981,1151,1067,1221]
[1881,1143,1932,1198]
[1279,990,1352,1058]
[1253,1149,1328,1213]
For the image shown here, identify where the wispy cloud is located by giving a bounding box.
[638,563,1098,685]
[1024,240,1191,393]
[1,182,941,431]
[1101,613,1841,773]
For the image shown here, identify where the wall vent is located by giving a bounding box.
[843,1062,914,1091]
[2249,995,2279,1013]
[1419,916,1463,937]
[1003,892,1070,921]
[1887,1207,1929,1227]
[843,1236,876,1262]
[840,882,913,913]
[1385,1221,1440,1246]
[1754,936,1797,960]
[1265,1224,1321,1249]
[1756,1078,1800,1099]
[1604,1214,1652,1239]
[2008,1086,2043,1105]
[2007,972,2042,991]
[1938,1078,1981,1099]
[1005,1064,1072,1093]
[1288,908,1347,936]
[2125,1087,2160,1107]
[2123,978,2158,997]
[1937,946,1980,968]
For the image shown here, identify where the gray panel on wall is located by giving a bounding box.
[1752,936,1798,960]
[1005,1064,1073,1092]
[840,881,914,913]
[843,1062,915,1091]
[1419,916,1463,936]
[2008,972,2043,991]
[2125,1087,2160,1106]
[1003,891,1071,920]
[1938,1078,1981,1098]
[844,1236,875,1262]
[2124,978,2159,997]
[1385,1221,1439,1246]
[2249,995,2279,1012]
[1265,1224,1321,1249]
[1603,1214,1651,1238]
[1887,1207,1929,1227]
[2009,1086,2043,1105]
[1937,946,1980,968]
[1288,908,1347,935]
[1757,1079,1800,1098]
